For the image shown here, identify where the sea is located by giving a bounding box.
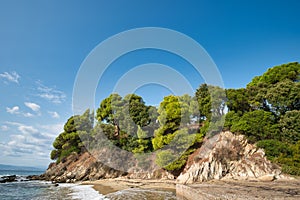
[0,170,177,200]
[0,169,107,200]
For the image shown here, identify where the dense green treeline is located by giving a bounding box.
[225,62,300,175]
[50,62,300,176]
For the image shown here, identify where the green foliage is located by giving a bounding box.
[156,148,196,171]
[226,62,300,175]
[209,86,227,118]
[96,93,123,124]
[247,62,300,87]
[230,110,278,142]
[195,84,211,121]
[50,109,93,163]
[95,93,157,153]
[126,94,150,127]
[247,62,300,113]
[50,149,59,160]
[132,126,152,153]
[58,146,80,163]
[195,84,226,121]
[153,95,186,150]
[152,126,177,150]
[157,95,182,127]
[152,95,200,150]
[226,88,250,113]
[155,128,198,171]
[276,141,300,176]
[279,110,300,143]
[205,115,226,137]
[156,150,177,169]
[257,140,300,176]
[223,111,240,130]
[64,109,94,133]
[266,80,300,115]
[257,139,291,159]
[49,62,300,176]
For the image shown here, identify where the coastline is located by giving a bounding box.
[81,178,300,200]
[82,178,176,195]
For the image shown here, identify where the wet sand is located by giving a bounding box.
[82,178,176,195]
[83,177,300,199]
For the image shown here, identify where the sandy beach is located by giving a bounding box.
[82,178,300,200]
[82,178,176,195]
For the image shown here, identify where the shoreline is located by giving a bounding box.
[82,178,176,195]
[81,178,300,199]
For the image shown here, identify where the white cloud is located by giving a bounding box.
[1,122,64,161]
[18,125,38,134]
[6,106,20,114]
[23,112,34,117]
[24,102,40,112]
[0,121,65,166]
[1,125,9,131]
[36,81,66,104]
[48,111,60,119]
[5,121,23,126]
[39,123,64,138]
[0,71,20,84]
[6,106,35,117]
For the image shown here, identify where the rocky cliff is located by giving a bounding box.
[40,151,174,183]
[41,131,286,184]
[40,151,126,183]
[177,131,283,184]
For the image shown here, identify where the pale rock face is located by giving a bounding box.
[177,131,282,184]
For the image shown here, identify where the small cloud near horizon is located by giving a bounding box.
[0,71,20,84]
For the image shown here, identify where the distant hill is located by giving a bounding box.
[0,164,45,171]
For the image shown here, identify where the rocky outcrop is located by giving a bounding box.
[40,152,127,183]
[0,175,17,183]
[126,168,175,180]
[177,131,283,184]
[39,149,175,183]
[41,131,289,184]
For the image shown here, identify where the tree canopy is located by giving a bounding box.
[50,62,300,176]
[50,109,93,163]
[226,62,300,175]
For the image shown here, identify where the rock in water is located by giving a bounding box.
[177,131,282,184]
[0,175,17,183]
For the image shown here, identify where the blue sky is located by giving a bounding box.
[1,0,300,167]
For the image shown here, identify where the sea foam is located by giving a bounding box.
[60,183,109,200]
